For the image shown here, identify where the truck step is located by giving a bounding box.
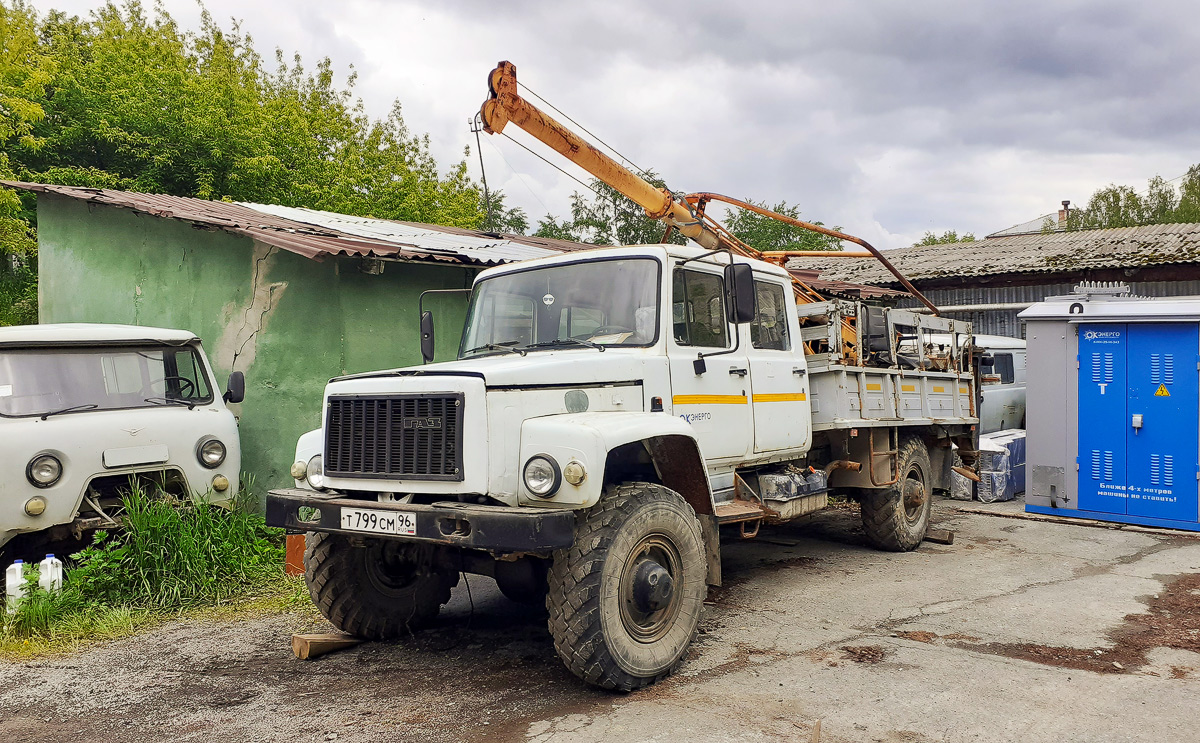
[715,499,767,524]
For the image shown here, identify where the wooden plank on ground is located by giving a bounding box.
[292,633,362,660]
[924,528,955,545]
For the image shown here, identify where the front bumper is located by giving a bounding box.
[266,488,576,553]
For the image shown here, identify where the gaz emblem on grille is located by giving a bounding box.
[403,417,442,430]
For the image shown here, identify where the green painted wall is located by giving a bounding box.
[36,195,476,498]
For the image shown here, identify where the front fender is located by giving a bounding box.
[517,412,711,509]
[292,428,322,488]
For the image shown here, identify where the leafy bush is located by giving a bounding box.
[1,481,287,642]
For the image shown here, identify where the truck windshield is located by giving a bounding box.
[459,258,661,357]
[0,345,214,418]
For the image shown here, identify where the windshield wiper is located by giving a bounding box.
[39,403,99,420]
[464,340,527,357]
[144,397,197,410]
[523,337,606,352]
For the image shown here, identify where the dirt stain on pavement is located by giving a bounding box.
[948,572,1200,675]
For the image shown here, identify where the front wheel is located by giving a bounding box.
[546,482,708,691]
[304,532,457,639]
[860,435,933,551]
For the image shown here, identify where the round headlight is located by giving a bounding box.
[197,438,226,469]
[306,455,326,490]
[27,454,62,488]
[523,455,561,498]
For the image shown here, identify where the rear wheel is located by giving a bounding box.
[304,532,457,639]
[860,435,932,551]
[546,483,707,691]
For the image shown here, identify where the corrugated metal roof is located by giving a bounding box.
[787,269,908,301]
[1,181,594,266]
[788,222,1200,286]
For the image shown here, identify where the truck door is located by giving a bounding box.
[668,266,752,462]
[746,278,811,453]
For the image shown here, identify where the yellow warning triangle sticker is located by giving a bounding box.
[1155,384,1171,397]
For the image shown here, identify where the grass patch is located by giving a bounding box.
[0,482,305,657]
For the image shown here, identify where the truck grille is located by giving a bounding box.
[324,394,464,481]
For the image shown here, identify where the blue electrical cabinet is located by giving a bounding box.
[1023,286,1200,532]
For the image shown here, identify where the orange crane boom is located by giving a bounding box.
[478,61,940,361]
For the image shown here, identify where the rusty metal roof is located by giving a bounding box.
[0,181,594,266]
[787,222,1200,286]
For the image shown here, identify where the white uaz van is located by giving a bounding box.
[0,324,243,552]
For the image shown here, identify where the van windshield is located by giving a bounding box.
[459,258,661,358]
[0,345,214,418]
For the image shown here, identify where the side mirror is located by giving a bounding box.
[979,354,995,369]
[223,371,245,404]
[724,262,755,324]
[420,310,435,364]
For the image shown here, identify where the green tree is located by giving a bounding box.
[1062,164,1200,231]
[566,172,686,246]
[479,190,528,235]
[724,199,843,251]
[913,229,976,247]
[531,213,580,242]
[0,0,48,324]
[0,0,493,324]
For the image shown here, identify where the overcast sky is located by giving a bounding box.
[31,0,1200,249]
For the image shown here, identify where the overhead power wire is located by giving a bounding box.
[517,80,656,183]
[482,135,553,215]
[499,131,610,202]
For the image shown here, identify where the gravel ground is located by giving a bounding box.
[2,497,1199,743]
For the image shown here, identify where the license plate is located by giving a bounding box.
[340,507,417,536]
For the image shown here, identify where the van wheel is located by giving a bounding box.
[546,483,707,691]
[304,532,457,639]
[860,436,932,551]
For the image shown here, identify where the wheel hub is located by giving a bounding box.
[631,559,674,613]
[903,480,926,510]
[619,534,684,643]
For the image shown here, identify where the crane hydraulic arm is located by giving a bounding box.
[478,61,939,362]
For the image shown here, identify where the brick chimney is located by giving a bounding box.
[1057,200,1071,227]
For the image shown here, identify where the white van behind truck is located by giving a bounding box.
[0,324,244,554]
[975,334,1026,433]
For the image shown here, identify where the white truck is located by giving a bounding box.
[0,324,244,555]
[265,62,981,690]
[267,243,979,690]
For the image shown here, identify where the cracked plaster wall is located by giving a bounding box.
[35,194,476,497]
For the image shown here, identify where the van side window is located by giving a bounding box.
[750,281,790,351]
[994,352,1014,384]
[672,269,728,348]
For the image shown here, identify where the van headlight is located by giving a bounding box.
[27,454,62,488]
[523,455,561,498]
[197,438,226,469]
[306,455,326,490]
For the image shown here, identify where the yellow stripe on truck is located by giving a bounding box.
[751,393,807,403]
[672,394,748,405]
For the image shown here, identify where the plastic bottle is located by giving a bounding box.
[5,560,26,614]
[39,554,63,593]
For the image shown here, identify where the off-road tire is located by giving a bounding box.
[860,435,932,551]
[546,483,707,691]
[304,532,456,639]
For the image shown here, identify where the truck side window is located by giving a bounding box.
[750,281,790,351]
[672,269,728,348]
[994,352,1014,384]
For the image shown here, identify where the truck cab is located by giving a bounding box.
[0,324,244,555]
[268,244,977,691]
